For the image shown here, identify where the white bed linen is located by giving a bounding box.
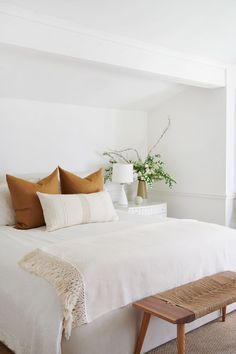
[62,301,236,354]
[0,212,166,354]
[1,213,236,354]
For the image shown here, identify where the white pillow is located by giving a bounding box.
[0,183,16,226]
[37,191,118,231]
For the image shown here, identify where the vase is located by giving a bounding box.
[137,180,147,199]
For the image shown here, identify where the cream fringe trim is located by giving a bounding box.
[19,249,87,339]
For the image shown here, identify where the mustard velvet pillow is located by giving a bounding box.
[59,167,104,194]
[6,169,59,229]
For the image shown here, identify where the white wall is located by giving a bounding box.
[148,87,227,224]
[0,97,147,175]
[0,43,185,112]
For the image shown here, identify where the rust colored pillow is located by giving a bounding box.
[59,167,104,194]
[6,169,59,229]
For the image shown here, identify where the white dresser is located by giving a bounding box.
[116,201,167,218]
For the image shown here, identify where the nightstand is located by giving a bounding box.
[115,201,167,218]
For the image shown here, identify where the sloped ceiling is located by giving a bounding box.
[2,0,236,63]
[0,44,185,112]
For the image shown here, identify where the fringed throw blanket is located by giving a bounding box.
[19,220,236,339]
[20,249,87,339]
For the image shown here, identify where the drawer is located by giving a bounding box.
[127,204,167,217]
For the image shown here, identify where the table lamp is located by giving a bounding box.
[112,163,133,207]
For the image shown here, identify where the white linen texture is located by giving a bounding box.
[19,219,236,339]
[2,215,236,354]
[0,183,16,226]
[37,190,118,231]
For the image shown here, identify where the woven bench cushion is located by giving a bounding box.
[156,271,236,319]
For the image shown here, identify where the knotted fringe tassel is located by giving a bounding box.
[19,249,87,339]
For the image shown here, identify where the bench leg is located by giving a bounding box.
[134,312,151,354]
[177,324,185,354]
[222,306,227,322]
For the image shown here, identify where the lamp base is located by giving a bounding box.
[117,184,128,207]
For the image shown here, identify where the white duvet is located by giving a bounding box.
[1,213,236,354]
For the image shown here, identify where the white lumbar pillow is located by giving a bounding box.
[0,183,16,226]
[37,191,118,231]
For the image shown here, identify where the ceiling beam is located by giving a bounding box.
[0,7,226,88]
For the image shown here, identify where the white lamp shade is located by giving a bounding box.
[112,163,133,184]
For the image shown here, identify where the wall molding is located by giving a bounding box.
[152,189,236,201]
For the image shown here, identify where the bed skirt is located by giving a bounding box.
[61,303,236,354]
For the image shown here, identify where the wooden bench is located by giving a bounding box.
[133,271,236,354]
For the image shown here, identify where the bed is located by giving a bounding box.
[1,210,236,354]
